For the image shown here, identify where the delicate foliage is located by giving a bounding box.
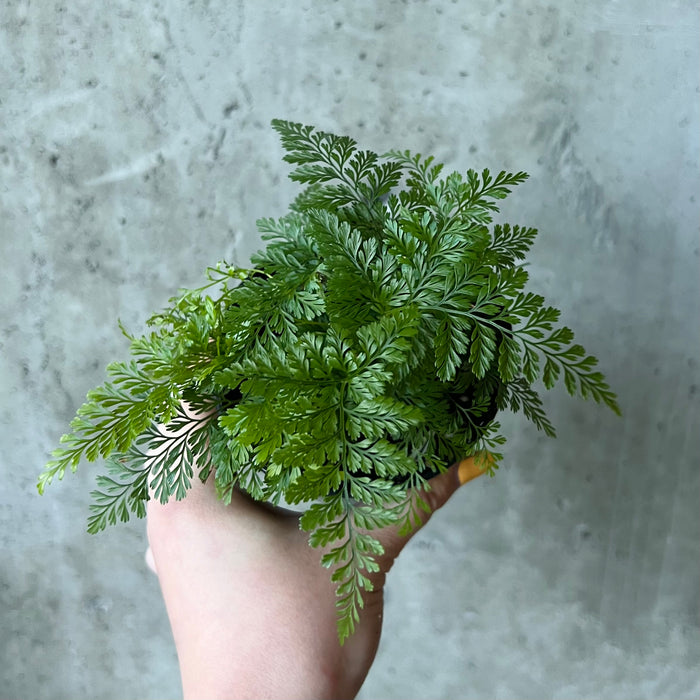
[40,119,619,642]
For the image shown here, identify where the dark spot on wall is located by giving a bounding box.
[73,196,94,214]
[223,101,239,117]
[374,22,385,30]
[559,125,574,151]
[469,144,477,154]
[689,384,697,396]
[49,154,59,167]
[613,546,628,561]
[30,251,46,267]
[459,70,469,77]
[358,51,366,60]
[334,20,342,29]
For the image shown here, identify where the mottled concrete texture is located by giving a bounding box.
[1,1,698,698]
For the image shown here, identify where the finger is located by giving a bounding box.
[412,454,491,526]
[375,454,491,564]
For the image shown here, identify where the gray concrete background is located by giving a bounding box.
[1,1,698,698]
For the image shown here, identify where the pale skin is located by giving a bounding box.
[146,457,485,700]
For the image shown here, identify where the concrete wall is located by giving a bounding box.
[1,1,698,698]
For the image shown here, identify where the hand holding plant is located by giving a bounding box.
[146,453,479,699]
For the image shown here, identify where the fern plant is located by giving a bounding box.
[39,120,619,642]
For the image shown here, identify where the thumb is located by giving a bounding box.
[420,454,488,516]
[377,454,491,563]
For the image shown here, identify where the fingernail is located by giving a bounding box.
[457,454,490,485]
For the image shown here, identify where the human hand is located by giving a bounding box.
[146,457,485,700]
